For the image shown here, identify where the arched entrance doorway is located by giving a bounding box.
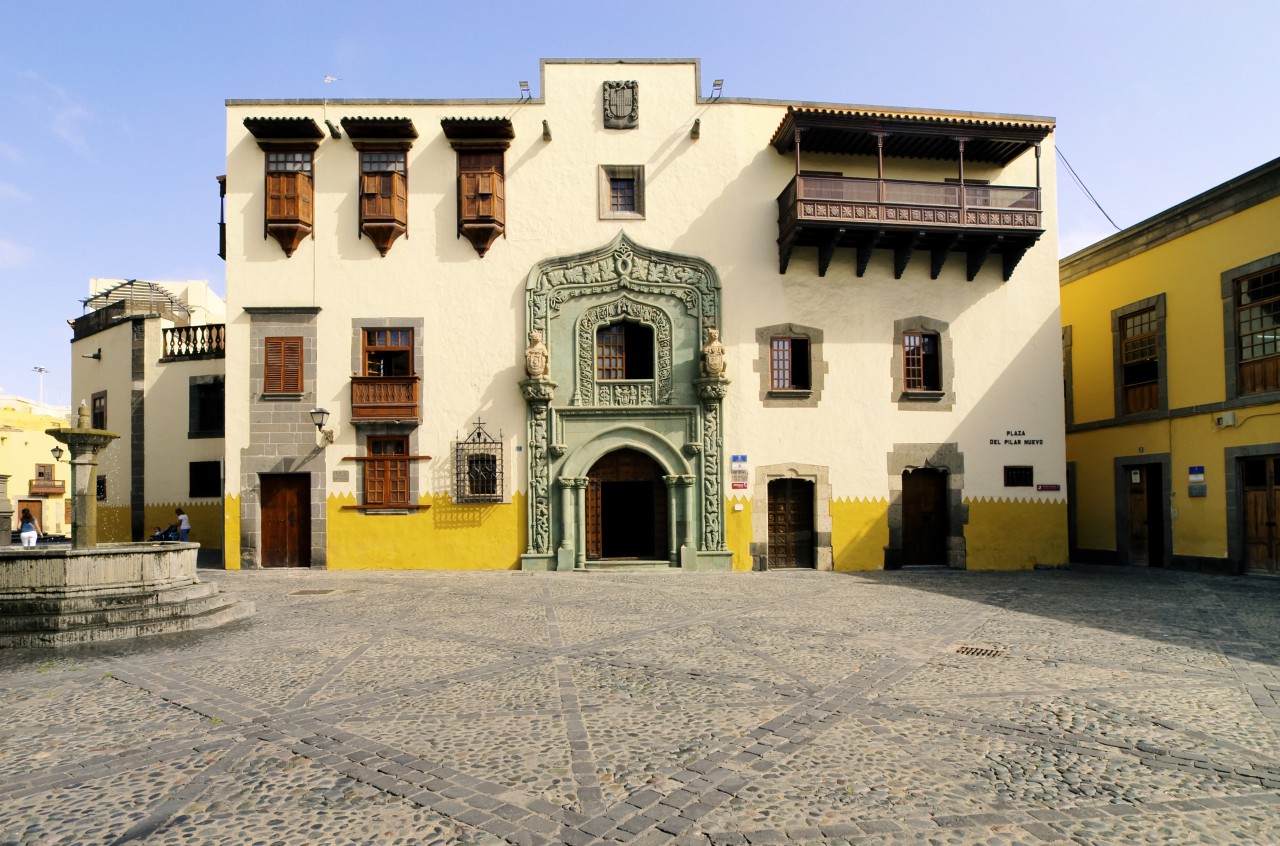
[586,448,668,560]
[902,468,948,565]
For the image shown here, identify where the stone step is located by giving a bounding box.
[0,585,245,634]
[0,597,256,648]
[0,581,215,616]
[583,560,677,572]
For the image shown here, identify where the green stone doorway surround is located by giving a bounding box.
[519,233,732,571]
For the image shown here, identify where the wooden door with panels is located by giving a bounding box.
[585,449,667,560]
[260,474,310,568]
[767,478,815,568]
[901,469,948,565]
[1243,456,1280,574]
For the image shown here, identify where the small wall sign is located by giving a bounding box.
[989,430,1045,446]
[1036,484,1060,491]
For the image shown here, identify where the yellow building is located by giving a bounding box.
[0,397,71,539]
[1061,157,1280,575]
[69,279,226,563]
[222,58,1068,572]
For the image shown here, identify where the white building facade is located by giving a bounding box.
[222,59,1067,572]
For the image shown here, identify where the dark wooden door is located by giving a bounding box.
[261,474,310,568]
[1243,456,1279,574]
[767,479,814,568]
[586,449,667,560]
[902,469,947,565]
[17,500,41,533]
[1128,466,1150,566]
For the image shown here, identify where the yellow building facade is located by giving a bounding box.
[1061,158,1280,574]
[0,397,71,538]
[222,59,1068,573]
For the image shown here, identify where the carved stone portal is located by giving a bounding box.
[603,81,638,129]
[521,233,731,571]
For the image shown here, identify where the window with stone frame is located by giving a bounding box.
[1235,266,1280,395]
[1111,295,1166,418]
[364,436,409,508]
[189,461,221,499]
[598,165,645,219]
[755,324,827,407]
[263,337,303,394]
[891,316,954,410]
[596,322,654,380]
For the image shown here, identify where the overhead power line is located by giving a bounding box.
[1058,147,1121,232]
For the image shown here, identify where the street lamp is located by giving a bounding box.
[50,445,65,462]
[309,408,334,445]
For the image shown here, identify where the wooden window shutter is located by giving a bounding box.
[296,173,313,225]
[264,337,303,393]
[392,172,407,221]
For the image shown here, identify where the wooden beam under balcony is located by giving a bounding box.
[351,376,420,423]
[777,175,1043,281]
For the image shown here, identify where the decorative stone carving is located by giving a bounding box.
[603,81,638,129]
[702,326,726,377]
[524,330,550,380]
[576,297,672,405]
[524,234,726,567]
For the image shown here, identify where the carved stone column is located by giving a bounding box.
[663,475,681,566]
[694,376,730,553]
[571,478,589,569]
[677,475,697,568]
[557,477,576,572]
[519,379,557,570]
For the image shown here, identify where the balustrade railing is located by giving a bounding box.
[162,324,226,360]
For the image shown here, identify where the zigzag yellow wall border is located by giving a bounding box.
[965,496,1067,570]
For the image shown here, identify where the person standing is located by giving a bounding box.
[18,508,41,547]
[175,508,191,542]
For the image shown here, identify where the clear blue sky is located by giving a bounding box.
[2,0,1277,408]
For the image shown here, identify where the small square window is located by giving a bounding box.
[599,165,645,219]
[769,337,811,391]
[1004,466,1034,487]
[96,476,108,502]
[189,461,221,498]
[91,391,107,429]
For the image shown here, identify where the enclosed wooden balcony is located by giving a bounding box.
[351,376,420,422]
[770,105,1054,281]
[778,175,1043,280]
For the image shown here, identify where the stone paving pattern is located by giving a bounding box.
[1,565,1278,845]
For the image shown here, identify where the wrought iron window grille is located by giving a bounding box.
[455,419,504,504]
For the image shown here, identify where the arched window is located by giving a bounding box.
[596,322,654,380]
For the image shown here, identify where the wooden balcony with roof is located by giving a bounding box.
[771,107,1053,280]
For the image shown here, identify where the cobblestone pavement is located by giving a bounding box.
[1,565,1278,845]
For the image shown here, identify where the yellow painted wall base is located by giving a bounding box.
[224,495,241,569]
[965,497,1068,570]
[326,491,526,570]
[727,496,752,571]
[833,497,890,571]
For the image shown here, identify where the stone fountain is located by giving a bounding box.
[0,404,253,648]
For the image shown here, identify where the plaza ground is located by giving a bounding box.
[0,565,1278,845]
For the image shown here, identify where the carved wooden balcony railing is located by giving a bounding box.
[161,324,226,361]
[29,479,65,496]
[777,175,1043,281]
[351,375,420,422]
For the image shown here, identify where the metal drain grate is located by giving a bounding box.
[289,589,337,596]
[954,645,1007,658]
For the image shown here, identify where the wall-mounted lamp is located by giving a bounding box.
[690,118,701,140]
[51,445,65,462]
[519,81,532,100]
[81,348,102,360]
[710,79,724,101]
[309,408,334,445]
